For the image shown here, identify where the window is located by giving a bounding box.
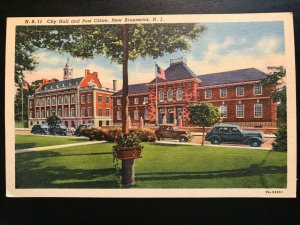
[36,110,40,118]
[144,108,149,120]
[134,109,139,120]
[134,97,139,104]
[106,96,110,103]
[236,104,244,118]
[177,88,183,101]
[29,111,32,118]
[236,87,244,96]
[106,109,110,117]
[64,108,69,117]
[71,108,75,117]
[41,110,45,118]
[88,107,92,117]
[58,109,62,117]
[98,108,102,116]
[81,108,86,117]
[46,109,50,117]
[29,101,32,108]
[87,94,92,103]
[167,89,173,102]
[36,99,39,107]
[254,103,263,118]
[117,98,121,105]
[47,97,50,105]
[117,110,121,120]
[98,95,102,103]
[254,84,262,95]
[52,110,56,116]
[205,90,212,99]
[81,95,86,104]
[52,96,56,105]
[58,96,62,104]
[220,88,227,98]
[64,95,69,104]
[159,90,164,102]
[71,95,75,104]
[219,105,227,118]
[144,96,149,104]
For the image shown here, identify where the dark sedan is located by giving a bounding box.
[31,124,49,135]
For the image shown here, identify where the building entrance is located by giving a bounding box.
[167,108,174,123]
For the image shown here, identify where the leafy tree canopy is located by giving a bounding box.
[189,102,221,127]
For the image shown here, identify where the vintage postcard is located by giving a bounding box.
[5,13,296,197]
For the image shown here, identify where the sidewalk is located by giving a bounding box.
[15,141,106,154]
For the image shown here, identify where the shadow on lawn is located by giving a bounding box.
[15,142,37,150]
[16,151,118,189]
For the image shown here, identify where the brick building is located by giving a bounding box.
[28,60,117,128]
[112,58,277,127]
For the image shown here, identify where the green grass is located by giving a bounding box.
[15,142,287,189]
[15,134,89,149]
[15,122,26,128]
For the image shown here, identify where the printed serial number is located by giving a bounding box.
[266,190,284,194]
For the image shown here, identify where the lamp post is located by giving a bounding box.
[18,75,24,127]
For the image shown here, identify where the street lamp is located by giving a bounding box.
[17,75,24,127]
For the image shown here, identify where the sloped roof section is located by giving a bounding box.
[198,68,267,87]
[113,83,148,96]
[149,62,197,84]
[39,77,83,92]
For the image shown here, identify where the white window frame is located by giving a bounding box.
[81,108,86,117]
[47,97,50,106]
[87,94,92,103]
[98,108,102,116]
[36,110,40,118]
[29,111,32,118]
[46,109,50,117]
[71,108,75,117]
[117,110,121,120]
[134,97,139,104]
[219,104,227,118]
[98,95,102,103]
[41,109,45,118]
[58,96,62,105]
[52,96,56,105]
[58,109,62,117]
[167,89,173,102]
[134,109,139,120]
[88,107,92,117]
[64,95,69,104]
[81,95,86,104]
[159,90,164,102]
[254,84,263,95]
[254,103,263,118]
[144,108,149,120]
[64,108,69,117]
[71,94,75,104]
[176,88,183,101]
[236,87,244,97]
[144,96,149,104]
[236,104,244,118]
[117,98,121,105]
[205,90,212,99]
[29,100,32,108]
[106,96,110,103]
[106,108,110,117]
[220,88,227,98]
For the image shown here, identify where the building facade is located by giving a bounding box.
[112,58,277,127]
[28,61,117,128]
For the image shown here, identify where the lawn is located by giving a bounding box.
[15,142,287,189]
[15,134,89,149]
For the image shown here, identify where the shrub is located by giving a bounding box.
[105,127,122,142]
[272,123,287,151]
[129,127,156,142]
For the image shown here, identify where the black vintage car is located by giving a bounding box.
[31,124,49,135]
[155,125,190,142]
[49,124,68,136]
[205,124,264,147]
[74,124,94,136]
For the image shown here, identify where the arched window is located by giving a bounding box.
[177,88,183,101]
[167,89,173,102]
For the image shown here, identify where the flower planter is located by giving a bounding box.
[115,146,143,160]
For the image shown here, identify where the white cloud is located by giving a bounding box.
[256,37,280,54]
[222,36,235,49]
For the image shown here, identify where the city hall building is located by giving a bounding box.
[112,58,277,128]
[28,60,117,128]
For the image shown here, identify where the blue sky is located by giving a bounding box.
[24,21,285,89]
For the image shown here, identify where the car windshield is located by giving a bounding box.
[40,125,49,129]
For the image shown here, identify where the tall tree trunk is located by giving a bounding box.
[122,24,129,134]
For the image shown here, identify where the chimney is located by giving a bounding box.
[85,69,90,76]
[113,80,117,91]
[93,72,98,77]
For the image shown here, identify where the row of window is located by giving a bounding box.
[219,103,263,118]
[158,88,183,102]
[117,96,149,105]
[97,108,110,117]
[33,95,76,107]
[97,95,110,104]
[204,84,263,99]
[116,108,149,121]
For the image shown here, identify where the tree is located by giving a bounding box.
[16,24,206,133]
[46,115,61,135]
[260,66,287,151]
[189,102,221,146]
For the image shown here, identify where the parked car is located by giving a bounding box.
[31,124,49,135]
[74,124,94,136]
[49,124,68,136]
[155,125,190,142]
[205,124,264,147]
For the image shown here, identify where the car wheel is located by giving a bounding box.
[250,140,261,147]
[211,138,220,145]
[179,136,188,142]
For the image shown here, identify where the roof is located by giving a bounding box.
[198,68,267,87]
[39,77,83,91]
[149,62,197,84]
[113,83,148,96]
